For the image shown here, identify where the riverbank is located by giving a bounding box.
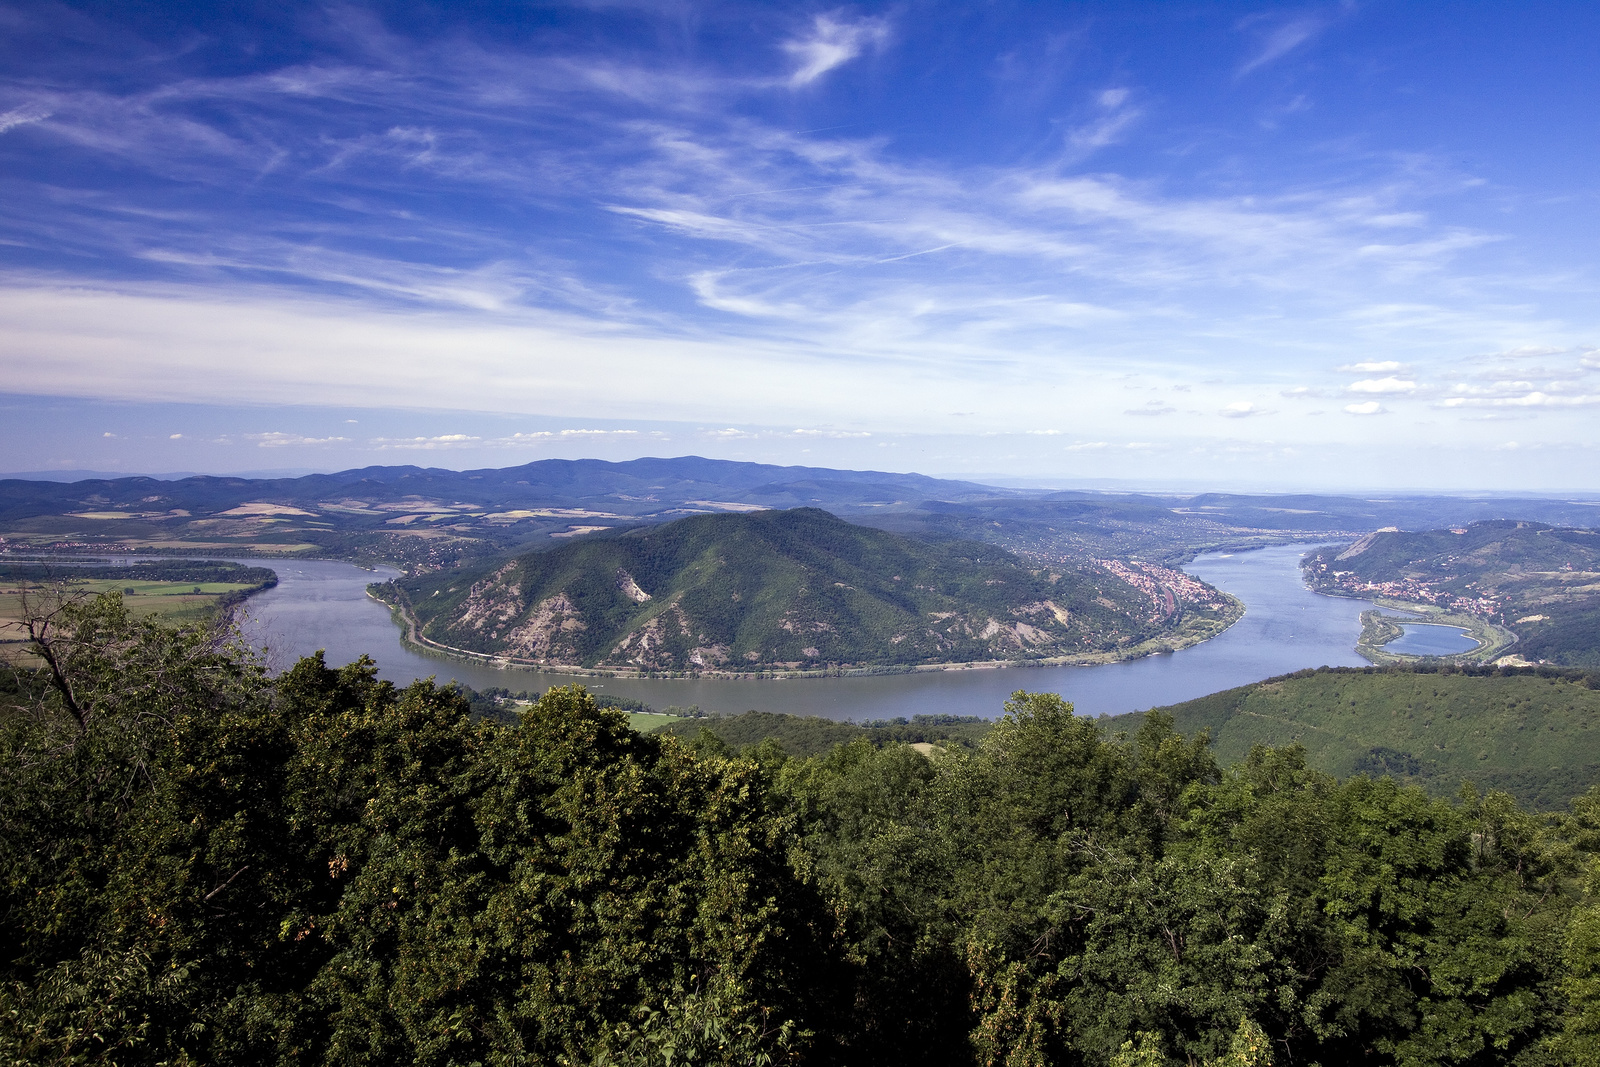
[371,585,1245,681]
[1355,598,1518,665]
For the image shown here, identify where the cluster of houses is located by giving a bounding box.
[1095,558,1231,621]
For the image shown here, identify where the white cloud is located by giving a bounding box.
[1344,401,1385,415]
[1339,361,1405,373]
[782,14,889,87]
[370,434,482,449]
[1348,377,1417,394]
[246,432,351,448]
[1219,401,1268,418]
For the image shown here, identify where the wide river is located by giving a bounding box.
[236,543,1375,720]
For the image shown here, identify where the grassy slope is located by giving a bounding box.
[1107,666,1600,810]
[393,508,1199,671]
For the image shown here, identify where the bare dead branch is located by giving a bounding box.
[204,865,251,902]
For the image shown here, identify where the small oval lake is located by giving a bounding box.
[235,543,1377,720]
[1387,624,1479,657]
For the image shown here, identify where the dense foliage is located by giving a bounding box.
[11,596,1600,1064]
[656,710,994,758]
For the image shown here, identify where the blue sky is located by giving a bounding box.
[2,1,1599,489]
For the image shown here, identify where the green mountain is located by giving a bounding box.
[1304,519,1600,667]
[378,507,1238,672]
[1107,665,1600,809]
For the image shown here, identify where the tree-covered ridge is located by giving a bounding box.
[1107,664,1600,810]
[14,597,1600,1063]
[1304,520,1600,667]
[653,710,995,758]
[380,507,1237,673]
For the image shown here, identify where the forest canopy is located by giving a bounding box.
[8,593,1600,1065]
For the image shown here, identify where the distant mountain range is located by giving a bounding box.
[4,455,1600,571]
[376,507,1240,674]
[0,457,1008,569]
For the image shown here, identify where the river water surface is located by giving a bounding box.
[236,543,1375,720]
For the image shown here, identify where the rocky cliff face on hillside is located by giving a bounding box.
[380,508,1237,672]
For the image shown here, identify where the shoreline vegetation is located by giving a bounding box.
[1347,595,1520,665]
[371,582,1246,680]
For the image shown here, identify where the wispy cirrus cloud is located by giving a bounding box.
[1067,88,1142,152]
[1237,13,1329,76]
[782,13,889,87]
[0,101,51,133]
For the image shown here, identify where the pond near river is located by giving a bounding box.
[1387,624,1479,657]
[235,542,1377,720]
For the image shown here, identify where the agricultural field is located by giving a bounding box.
[0,561,276,658]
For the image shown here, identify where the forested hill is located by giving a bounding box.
[380,507,1238,672]
[1107,664,1600,809]
[1304,520,1600,667]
